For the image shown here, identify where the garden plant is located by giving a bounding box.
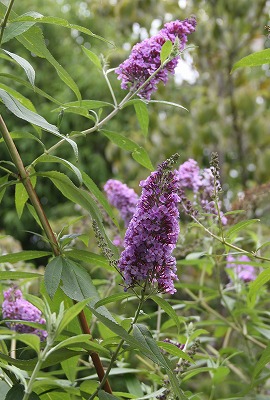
[0,1,270,399]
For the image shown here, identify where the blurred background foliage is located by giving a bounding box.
[0,0,270,248]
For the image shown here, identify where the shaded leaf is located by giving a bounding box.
[0,251,50,264]
[3,49,35,86]
[44,256,63,299]
[225,219,260,239]
[98,390,120,400]
[64,249,113,272]
[253,343,270,379]
[151,295,182,334]
[249,268,270,307]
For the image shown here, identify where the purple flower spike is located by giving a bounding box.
[118,156,181,294]
[104,179,139,227]
[226,254,257,282]
[115,17,196,100]
[2,287,47,341]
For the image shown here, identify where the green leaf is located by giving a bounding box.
[1,21,36,43]
[253,343,270,379]
[60,257,115,322]
[61,355,80,383]
[94,292,132,308]
[34,154,82,185]
[0,88,57,134]
[134,101,149,137]
[102,130,154,170]
[148,99,188,112]
[98,390,120,400]
[53,100,113,112]
[150,295,182,334]
[248,268,270,307]
[0,349,83,371]
[82,171,118,227]
[157,341,194,363]
[82,47,102,70]
[2,49,35,86]
[5,384,40,400]
[0,72,62,105]
[17,25,81,100]
[13,333,40,354]
[64,249,114,271]
[13,14,114,46]
[44,256,63,299]
[38,170,117,258]
[160,40,173,64]
[232,49,270,71]
[57,297,93,334]
[225,219,260,239]
[0,89,78,157]
[0,250,50,264]
[0,174,9,204]
[15,182,28,219]
[133,324,187,400]
[212,366,230,384]
[0,271,42,280]
[51,334,91,352]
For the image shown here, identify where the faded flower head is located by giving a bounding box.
[115,17,196,100]
[2,287,47,341]
[118,155,181,294]
[178,159,227,225]
[178,158,201,192]
[226,254,257,282]
[104,179,139,228]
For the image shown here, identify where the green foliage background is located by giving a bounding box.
[0,0,270,245]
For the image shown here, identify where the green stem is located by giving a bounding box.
[0,0,15,46]
[22,342,51,400]
[88,287,147,400]
[0,114,60,255]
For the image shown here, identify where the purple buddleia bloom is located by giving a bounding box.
[2,287,47,341]
[226,254,257,282]
[178,159,201,192]
[118,156,180,294]
[104,179,139,227]
[115,17,196,100]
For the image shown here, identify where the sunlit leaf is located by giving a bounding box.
[232,49,270,71]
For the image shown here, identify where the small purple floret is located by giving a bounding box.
[104,179,139,227]
[2,287,47,341]
[115,17,196,100]
[118,159,180,294]
[226,254,257,282]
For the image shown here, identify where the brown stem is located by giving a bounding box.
[0,114,112,393]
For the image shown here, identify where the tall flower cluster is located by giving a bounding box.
[2,287,47,341]
[226,254,257,282]
[115,17,196,100]
[178,159,227,224]
[118,156,180,294]
[104,179,139,227]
